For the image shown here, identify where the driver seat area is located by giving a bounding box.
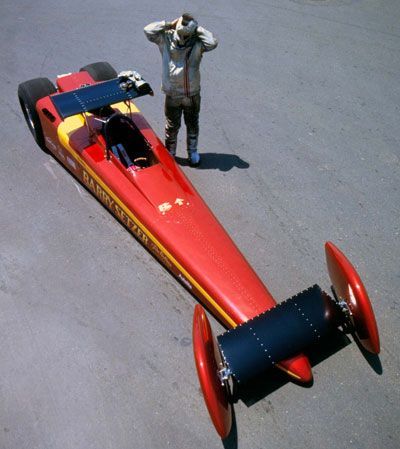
[102,113,153,169]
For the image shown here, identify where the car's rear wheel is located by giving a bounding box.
[18,78,57,152]
[79,61,118,82]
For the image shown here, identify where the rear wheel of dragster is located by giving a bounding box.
[17,78,56,152]
[79,62,118,82]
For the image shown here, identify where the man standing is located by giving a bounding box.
[144,14,218,166]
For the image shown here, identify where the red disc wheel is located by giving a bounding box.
[192,305,232,439]
[325,242,380,354]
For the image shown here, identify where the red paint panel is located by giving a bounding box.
[37,96,62,154]
[56,72,95,92]
[82,134,313,381]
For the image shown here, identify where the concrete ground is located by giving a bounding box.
[1,0,399,448]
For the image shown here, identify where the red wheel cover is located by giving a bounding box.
[192,305,232,439]
[325,242,380,354]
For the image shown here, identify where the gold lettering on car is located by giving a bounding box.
[82,169,149,246]
[149,241,173,269]
[81,170,176,270]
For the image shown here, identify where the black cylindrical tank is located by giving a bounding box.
[217,285,340,384]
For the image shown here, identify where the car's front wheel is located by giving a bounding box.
[79,61,118,82]
[18,78,56,152]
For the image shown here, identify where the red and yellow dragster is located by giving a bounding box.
[18,62,313,380]
[18,62,380,439]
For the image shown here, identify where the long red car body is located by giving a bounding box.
[34,70,312,382]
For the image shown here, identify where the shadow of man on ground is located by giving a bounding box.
[175,152,249,171]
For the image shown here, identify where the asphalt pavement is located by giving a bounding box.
[0,1,399,448]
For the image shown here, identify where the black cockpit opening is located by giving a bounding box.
[102,113,157,169]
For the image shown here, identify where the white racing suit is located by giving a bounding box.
[144,20,218,156]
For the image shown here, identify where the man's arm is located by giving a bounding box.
[144,19,178,45]
[196,26,218,52]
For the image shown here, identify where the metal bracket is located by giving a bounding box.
[218,366,232,385]
[337,298,354,333]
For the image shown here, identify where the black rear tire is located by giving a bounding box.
[17,78,56,152]
[79,61,118,82]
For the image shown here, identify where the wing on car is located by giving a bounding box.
[51,76,153,119]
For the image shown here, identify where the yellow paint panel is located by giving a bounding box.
[113,101,141,114]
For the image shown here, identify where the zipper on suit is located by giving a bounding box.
[184,48,191,97]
